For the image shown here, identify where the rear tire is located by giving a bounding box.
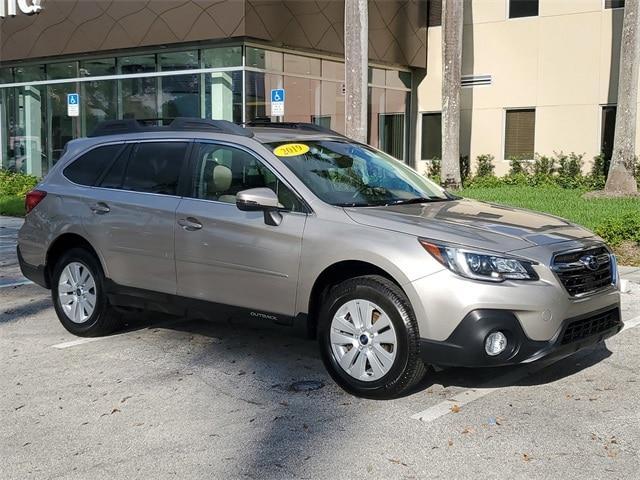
[318,275,426,399]
[51,247,122,337]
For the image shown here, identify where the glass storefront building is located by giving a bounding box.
[0,42,411,177]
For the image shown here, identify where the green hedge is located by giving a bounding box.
[0,169,39,197]
[426,152,639,190]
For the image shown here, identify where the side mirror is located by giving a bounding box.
[236,188,283,226]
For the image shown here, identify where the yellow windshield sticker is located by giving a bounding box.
[273,143,310,157]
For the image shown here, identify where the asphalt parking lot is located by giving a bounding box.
[2,216,640,479]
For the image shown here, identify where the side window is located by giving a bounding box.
[63,144,123,186]
[98,145,131,189]
[189,142,305,212]
[121,142,188,195]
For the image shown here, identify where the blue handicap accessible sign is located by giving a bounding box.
[67,93,80,117]
[271,89,285,103]
[271,89,285,116]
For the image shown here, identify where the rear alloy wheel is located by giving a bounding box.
[319,275,426,399]
[57,262,98,324]
[51,248,122,337]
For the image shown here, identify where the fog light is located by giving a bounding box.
[485,331,507,356]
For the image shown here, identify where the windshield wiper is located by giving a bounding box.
[387,196,449,205]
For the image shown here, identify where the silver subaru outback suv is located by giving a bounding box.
[18,118,622,399]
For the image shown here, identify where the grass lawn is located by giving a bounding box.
[459,185,640,265]
[0,195,24,217]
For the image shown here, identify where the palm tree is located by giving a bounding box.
[606,0,639,194]
[344,0,368,143]
[441,0,463,189]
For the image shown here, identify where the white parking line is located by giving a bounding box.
[52,337,106,349]
[0,280,34,288]
[412,314,640,423]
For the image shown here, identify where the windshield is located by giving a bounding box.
[268,140,450,207]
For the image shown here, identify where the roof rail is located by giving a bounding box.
[246,120,346,137]
[89,117,253,138]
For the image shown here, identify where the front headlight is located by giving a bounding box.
[419,239,539,282]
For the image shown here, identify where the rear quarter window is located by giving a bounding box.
[63,144,124,186]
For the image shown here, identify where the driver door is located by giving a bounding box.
[174,141,308,318]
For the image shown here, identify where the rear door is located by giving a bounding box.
[174,141,307,317]
[82,140,190,294]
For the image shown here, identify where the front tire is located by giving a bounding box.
[318,275,426,399]
[51,248,122,337]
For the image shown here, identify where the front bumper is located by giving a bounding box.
[420,305,623,367]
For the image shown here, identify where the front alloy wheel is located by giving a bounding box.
[330,299,398,381]
[319,275,426,399]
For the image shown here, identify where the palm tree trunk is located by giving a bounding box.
[344,0,368,143]
[441,0,463,189]
[606,0,640,194]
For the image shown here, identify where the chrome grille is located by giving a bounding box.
[552,246,613,296]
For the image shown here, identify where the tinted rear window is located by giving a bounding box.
[122,142,188,195]
[63,144,123,186]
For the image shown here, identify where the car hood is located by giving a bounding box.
[344,198,596,253]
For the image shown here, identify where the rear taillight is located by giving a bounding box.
[25,190,47,214]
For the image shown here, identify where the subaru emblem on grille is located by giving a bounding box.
[580,255,600,271]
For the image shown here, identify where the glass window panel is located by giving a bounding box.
[428,0,442,27]
[283,77,320,123]
[246,47,283,71]
[49,83,78,164]
[80,58,116,77]
[3,85,47,175]
[385,89,408,114]
[159,51,199,71]
[161,73,200,118]
[368,68,385,86]
[321,60,344,81]
[421,113,442,160]
[284,54,321,76]
[121,77,157,119]
[82,79,117,135]
[386,70,411,89]
[119,55,156,74]
[14,65,45,82]
[379,114,405,160]
[122,142,188,195]
[245,71,283,121]
[320,81,345,134]
[509,0,538,18]
[605,0,625,8]
[0,68,14,84]
[601,106,617,161]
[47,62,77,80]
[204,71,243,123]
[202,46,242,68]
[367,87,385,149]
[504,109,535,159]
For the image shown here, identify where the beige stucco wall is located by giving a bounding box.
[415,0,631,177]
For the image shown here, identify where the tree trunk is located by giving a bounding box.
[344,0,368,143]
[606,0,640,194]
[441,0,463,189]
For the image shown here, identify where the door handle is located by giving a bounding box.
[90,202,110,214]
[178,217,203,231]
